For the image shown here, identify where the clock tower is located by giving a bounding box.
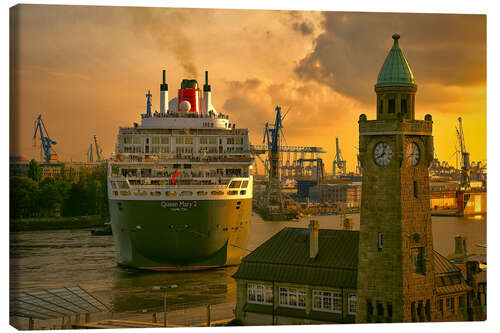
[356,34,435,323]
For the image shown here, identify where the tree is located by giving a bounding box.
[10,176,40,218]
[28,159,41,182]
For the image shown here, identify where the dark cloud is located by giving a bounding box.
[292,22,314,36]
[295,12,486,105]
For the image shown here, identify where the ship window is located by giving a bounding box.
[161,146,169,153]
[150,191,161,196]
[378,232,383,251]
[152,136,161,144]
[117,181,129,189]
[180,191,193,196]
[197,191,207,196]
[228,190,238,195]
[176,137,184,144]
[413,181,418,198]
[151,146,160,153]
[120,190,131,196]
[161,136,169,144]
[132,136,141,144]
[111,182,117,188]
[185,137,193,145]
[134,190,147,196]
[113,191,118,196]
[241,180,249,188]
[211,191,224,196]
[123,135,133,144]
[229,180,242,188]
[166,191,177,196]
[240,190,246,195]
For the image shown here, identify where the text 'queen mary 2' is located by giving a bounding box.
[108,70,253,271]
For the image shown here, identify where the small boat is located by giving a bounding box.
[91,222,112,236]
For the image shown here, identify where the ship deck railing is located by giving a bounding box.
[112,154,253,164]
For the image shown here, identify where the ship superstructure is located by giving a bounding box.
[108,70,253,270]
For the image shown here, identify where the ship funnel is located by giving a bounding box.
[160,69,168,114]
[203,71,211,92]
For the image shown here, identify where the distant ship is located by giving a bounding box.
[108,70,253,270]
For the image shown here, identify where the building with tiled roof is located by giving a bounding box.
[233,222,472,325]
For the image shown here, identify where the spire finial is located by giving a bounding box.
[392,33,400,44]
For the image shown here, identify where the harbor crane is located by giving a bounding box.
[333,137,346,177]
[262,106,289,207]
[86,144,94,163]
[86,135,103,163]
[93,135,103,162]
[33,114,58,163]
[456,117,470,189]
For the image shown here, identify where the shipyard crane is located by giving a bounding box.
[333,137,346,177]
[33,114,58,163]
[262,106,290,208]
[86,144,94,163]
[456,117,470,189]
[93,135,103,162]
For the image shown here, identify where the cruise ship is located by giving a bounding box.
[108,70,253,270]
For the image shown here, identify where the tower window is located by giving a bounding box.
[388,99,395,113]
[413,181,418,198]
[376,302,384,317]
[367,300,373,315]
[412,247,425,274]
[378,232,383,251]
[417,301,424,321]
[387,302,393,318]
[401,99,407,114]
[425,299,431,321]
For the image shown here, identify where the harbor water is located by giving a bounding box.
[10,214,486,314]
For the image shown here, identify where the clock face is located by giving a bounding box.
[406,142,420,166]
[373,142,392,166]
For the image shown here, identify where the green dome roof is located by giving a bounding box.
[376,34,416,88]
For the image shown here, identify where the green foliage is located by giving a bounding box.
[10,176,40,218]
[28,159,41,182]
[10,164,110,220]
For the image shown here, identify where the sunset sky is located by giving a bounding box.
[10,5,486,173]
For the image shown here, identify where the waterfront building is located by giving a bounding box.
[308,183,361,208]
[232,221,471,324]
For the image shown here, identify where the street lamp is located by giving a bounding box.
[153,284,178,327]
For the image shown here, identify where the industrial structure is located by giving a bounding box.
[87,135,104,163]
[33,114,58,163]
[332,137,346,177]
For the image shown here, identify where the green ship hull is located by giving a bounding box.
[109,198,252,270]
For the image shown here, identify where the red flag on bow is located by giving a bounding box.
[172,170,179,184]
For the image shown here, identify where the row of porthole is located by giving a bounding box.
[113,190,247,197]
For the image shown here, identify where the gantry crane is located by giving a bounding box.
[33,114,58,163]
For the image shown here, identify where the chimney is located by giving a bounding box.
[160,70,169,114]
[454,235,467,256]
[309,220,319,259]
